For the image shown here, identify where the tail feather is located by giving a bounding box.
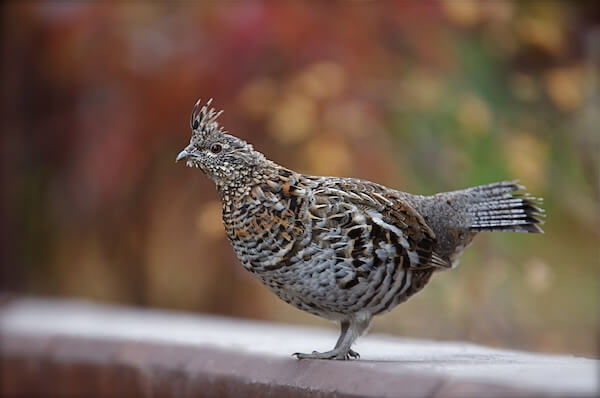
[464,181,545,233]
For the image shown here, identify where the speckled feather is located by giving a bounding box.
[177,99,544,360]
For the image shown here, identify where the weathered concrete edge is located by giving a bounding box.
[1,332,570,398]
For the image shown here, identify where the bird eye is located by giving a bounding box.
[210,143,223,154]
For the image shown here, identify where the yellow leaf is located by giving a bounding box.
[442,0,481,27]
[545,67,584,112]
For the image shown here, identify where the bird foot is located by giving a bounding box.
[293,348,360,360]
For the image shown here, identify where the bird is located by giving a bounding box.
[176,98,544,360]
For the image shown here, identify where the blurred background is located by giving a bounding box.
[1,2,598,358]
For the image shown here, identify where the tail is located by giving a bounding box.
[462,180,545,233]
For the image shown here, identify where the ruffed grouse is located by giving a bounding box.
[176,99,544,360]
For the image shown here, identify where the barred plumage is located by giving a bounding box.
[176,99,544,360]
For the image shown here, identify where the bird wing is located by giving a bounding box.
[309,178,450,273]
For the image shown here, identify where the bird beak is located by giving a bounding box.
[176,149,190,162]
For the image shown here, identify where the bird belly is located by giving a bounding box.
[231,233,432,319]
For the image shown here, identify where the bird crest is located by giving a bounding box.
[190,98,225,137]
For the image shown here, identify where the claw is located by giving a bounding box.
[292,348,360,360]
[347,349,360,359]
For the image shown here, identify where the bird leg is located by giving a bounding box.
[333,320,360,359]
[293,319,361,360]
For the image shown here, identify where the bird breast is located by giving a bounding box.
[219,173,432,317]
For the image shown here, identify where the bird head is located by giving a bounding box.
[176,99,266,188]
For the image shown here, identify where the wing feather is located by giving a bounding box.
[313,178,450,271]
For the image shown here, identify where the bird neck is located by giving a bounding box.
[216,160,279,203]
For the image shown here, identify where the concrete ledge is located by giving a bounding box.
[0,298,597,398]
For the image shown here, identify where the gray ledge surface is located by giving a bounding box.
[0,297,597,398]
